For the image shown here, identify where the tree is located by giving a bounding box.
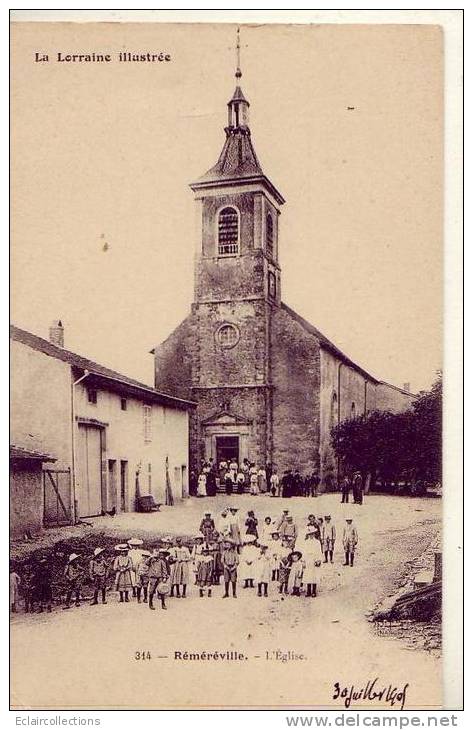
[330,373,442,492]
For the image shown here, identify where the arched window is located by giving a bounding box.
[268,271,276,300]
[266,213,274,258]
[330,392,338,430]
[351,402,356,419]
[218,207,239,256]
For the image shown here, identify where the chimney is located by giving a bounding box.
[49,320,64,348]
[403,382,410,393]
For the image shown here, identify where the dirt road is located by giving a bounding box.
[10,493,442,710]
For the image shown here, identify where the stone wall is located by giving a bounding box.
[153,314,194,400]
[10,461,44,537]
[270,306,321,475]
[375,382,416,413]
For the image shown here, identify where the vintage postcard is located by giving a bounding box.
[10,13,460,711]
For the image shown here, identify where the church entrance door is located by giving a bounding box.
[216,435,239,466]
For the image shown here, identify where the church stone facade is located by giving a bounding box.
[153,74,415,483]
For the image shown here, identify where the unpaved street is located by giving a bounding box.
[11,493,442,710]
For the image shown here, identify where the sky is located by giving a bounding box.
[11,22,443,393]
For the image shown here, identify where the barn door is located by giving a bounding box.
[77,425,104,517]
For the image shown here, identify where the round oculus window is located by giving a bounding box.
[215,323,240,349]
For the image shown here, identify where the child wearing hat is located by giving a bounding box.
[148,546,170,610]
[303,527,323,597]
[196,546,214,597]
[256,544,271,597]
[89,548,110,605]
[287,551,304,596]
[245,510,259,539]
[240,535,259,589]
[191,534,205,583]
[63,553,84,609]
[268,531,281,581]
[135,550,151,603]
[199,513,215,542]
[169,537,192,598]
[260,516,274,546]
[113,544,134,602]
[278,540,292,594]
[127,538,144,597]
[35,556,54,613]
[222,540,239,598]
[322,516,336,564]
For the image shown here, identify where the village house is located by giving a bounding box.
[10,321,194,536]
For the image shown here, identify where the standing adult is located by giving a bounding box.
[352,471,364,504]
[270,469,280,497]
[322,515,336,563]
[257,465,267,494]
[265,462,273,490]
[224,469,234,496]
[197,471,207,498]
[280,515,297,549]
[342,518,358,567]
[310,472,320,498]
[341,475,351,504]
[229,458,239,485]
[206,466,217,497]
[228,507,242,550]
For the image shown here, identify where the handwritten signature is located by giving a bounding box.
[333,677,409,710]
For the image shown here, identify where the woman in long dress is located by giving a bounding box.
[240,535,259,588]
[257,466,267,494]
[302,527,323,597]
[197,472,207,497]
[287,550,304,596]
[113,545,134,602]
[196,547,214,597]
[256,544,272,596]
[169,538,192,598]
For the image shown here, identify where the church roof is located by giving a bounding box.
[195,128,263,183]
[280,303,380,384]
[230,85,248,103]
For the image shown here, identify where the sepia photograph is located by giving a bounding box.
[9,12,460,712]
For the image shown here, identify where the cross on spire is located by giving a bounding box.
[235,26,242,81]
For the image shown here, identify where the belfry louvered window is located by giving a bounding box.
[266,214,274,257]
[218,207,239,256]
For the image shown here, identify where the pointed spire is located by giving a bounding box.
[228,27,249,129]
[190,28,285,205]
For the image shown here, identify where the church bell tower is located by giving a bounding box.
[188,29,285,471]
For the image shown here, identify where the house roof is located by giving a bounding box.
[281,302,380,384]
[10,325,196,410]
[10,445,56,462]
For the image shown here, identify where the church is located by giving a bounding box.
[152,52,415,486]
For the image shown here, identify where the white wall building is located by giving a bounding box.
[10,323,194,528]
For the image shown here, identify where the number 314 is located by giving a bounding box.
[135,651,152,660]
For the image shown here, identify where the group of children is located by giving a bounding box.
[10,509,359,613]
